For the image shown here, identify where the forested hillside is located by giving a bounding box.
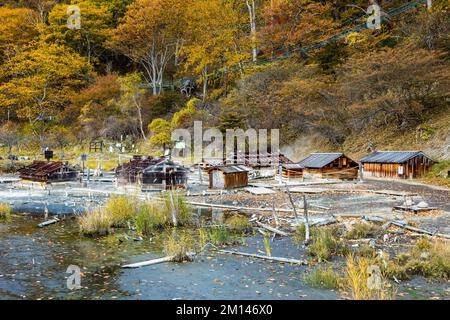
[0,0,449,161]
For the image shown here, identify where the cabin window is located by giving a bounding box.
[342,158,347,166]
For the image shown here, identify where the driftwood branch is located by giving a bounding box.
[37,217,59,228]
[303,194,310,245]
[388,221,450,239]
[285,184,299,223]
[256,221,289,236]
[217,249,306,265]
[122,256,175,268]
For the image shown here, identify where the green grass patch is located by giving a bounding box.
[0,203,11,223]
[226,215,251,233]
[163,231,195,262]
[295,225,347,262]
[386,238,450,280]
[345,222,383,240]
[304,266,340,289]
[79,209,112,236]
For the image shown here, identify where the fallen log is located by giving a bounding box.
[255,221,289,236]
[363,215,387,223]
[187,201,324,214]
[122,256,175,268]
[389,221,450,239]
[217,249,306,265]
[37,217,60,228]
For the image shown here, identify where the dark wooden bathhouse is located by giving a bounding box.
[360,151,435,179]
[208,165,249,189]
[116,156,188,189]
[141,160,189,190]
[297,153,359,179]
[115,155,166,184]
[18,161,79,183]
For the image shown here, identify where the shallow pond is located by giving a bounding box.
[0,214,338,300]
[0,214,447,300]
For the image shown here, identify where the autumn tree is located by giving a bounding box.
[259,0,336,55]
[148,118,171,149]
[0,7,39,63]
[182,0,250,100]
[0,42,93,144]
[64,74,121,140]
[44,1,113,65]
[118,72,148,140]
[0,121,21,165]
[335,44,450,131]
[109,0,187,95]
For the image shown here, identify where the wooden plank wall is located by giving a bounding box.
[363,155,434,179]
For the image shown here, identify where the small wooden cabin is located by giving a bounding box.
[208,165,249,189]
[360,151,435,179]
[297,153,359,179]
[141,160,189,190]
[281,163,303,178]
[115,155,166,184]
[18,161,79,183]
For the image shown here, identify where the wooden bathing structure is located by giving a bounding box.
[360,151,436,179]
[281,163,303,178]
[141,160,189,190]
[115,155,166,184]
[208,165,249,189]
[116,156,188,189]
[224,152,298,177]
[297,153,359,179]
[18,161,79,183]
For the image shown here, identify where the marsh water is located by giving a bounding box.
[0,177,449,300]
[1,214,448,300]
[0,214,338,300]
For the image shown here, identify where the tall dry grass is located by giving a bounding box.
[340,254,396,300]
[0,203,11,223]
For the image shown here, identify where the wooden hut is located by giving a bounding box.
[141,160,189,190]
[208,165,249,189]
[281,163,303,178]
[115,155,166,184]
[297,153,359,179]
[360,151,435,179]
[18,161,79,183]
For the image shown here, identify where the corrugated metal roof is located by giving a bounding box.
[297,153,343,168]
[360,151,434,164]
[209,165,249,174]
[282,163,304,170]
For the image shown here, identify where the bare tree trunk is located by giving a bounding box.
[303,194,310,245]
[133,97,147,140]
[202,65,208,101]
[246,0,258,62]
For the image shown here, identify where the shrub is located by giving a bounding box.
[226,215,251,233]
[105,195,137,227]
[164,192,192,225]
[209,226,233,246]
[134,202,170,235]
[340,254,396,300]
[386,238,450,280]
[304,266,340,289]
[356,244,377,259]
[79,209,112,236]
[302,226,347,262]
[345,222,382,240]
[163,232,195,262]
[0,203,11,223]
